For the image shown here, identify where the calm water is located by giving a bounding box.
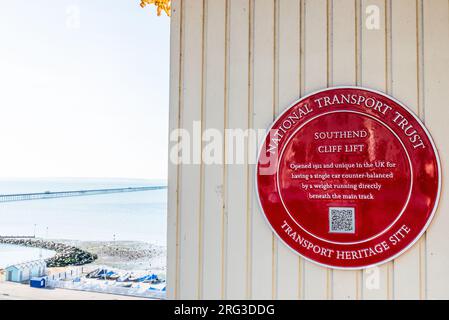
[0,178,167,245]
[0,244,55,268]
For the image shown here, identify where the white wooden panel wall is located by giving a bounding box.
[202,0,226,299]
[276,0,301,300]
[423,0,449,300]
[167,0,449,300]
[360,0,392,300]
[302,0,330,300]
[390,0,422,300]
[226,0,251,299]
[331,0,360,300]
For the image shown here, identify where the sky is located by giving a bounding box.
[0,1,170,180]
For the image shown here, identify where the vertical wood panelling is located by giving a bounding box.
[360,0,391,300]
[168,0,449,300]
[331,0,360,300]
[276,0,301,300]
[166,0,182,300]
[201,0,226,300]
[225,0,251,300]
[390,0,422,300]
[251,0,276,300]
[177,0,204,299]
[302,0,330,300]
[424,0,449,300]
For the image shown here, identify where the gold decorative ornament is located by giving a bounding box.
[140,0,171,17]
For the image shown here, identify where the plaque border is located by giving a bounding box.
[254,86,442,270]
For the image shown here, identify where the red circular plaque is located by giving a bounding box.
[256,87,441,269]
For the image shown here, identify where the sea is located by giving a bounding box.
[0,244,55,268]
[0,178,167,268]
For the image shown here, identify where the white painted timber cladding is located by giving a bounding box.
[167,0,449,300]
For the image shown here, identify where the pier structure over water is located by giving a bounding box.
[0,236,35,239]
[0,186,167,203]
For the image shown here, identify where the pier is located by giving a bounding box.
[0,236,35,239]
[0,186,167,203]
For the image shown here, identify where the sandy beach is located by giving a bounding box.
[59,240,167,274]
[0,239,166,274]
[0,239,166,299]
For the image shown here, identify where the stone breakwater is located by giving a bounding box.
[0,238,97,267]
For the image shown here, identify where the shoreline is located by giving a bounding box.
[63,240,166,273]
[0,238,97,267]
[0,238,166,274]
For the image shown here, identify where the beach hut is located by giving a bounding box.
[4,260,47,283]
